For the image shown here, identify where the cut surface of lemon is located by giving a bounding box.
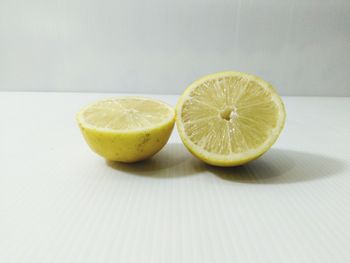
[77,97,175,162]
[176,71,286,167]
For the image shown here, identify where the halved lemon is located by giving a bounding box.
[176,71,286,167]
[77,97,175,162]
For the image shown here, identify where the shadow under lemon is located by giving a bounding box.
[107,143,204,178]
[207,148,345,184]
[107,143,345,184]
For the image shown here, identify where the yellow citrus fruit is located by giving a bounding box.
[176,71,286,167]
[77,97,175,162]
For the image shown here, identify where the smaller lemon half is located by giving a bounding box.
[76,97,175,162]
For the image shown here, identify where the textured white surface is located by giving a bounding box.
[1,0,350,96]
[1,92,350,262]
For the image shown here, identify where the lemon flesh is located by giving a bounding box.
[176,72,286,167]
[77,97,175,162]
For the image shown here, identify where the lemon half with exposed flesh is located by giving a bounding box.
[77,97,175,162]
[176,71,286,167]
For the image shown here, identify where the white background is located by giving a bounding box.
[1,93,350,263]
[1,0,349,96]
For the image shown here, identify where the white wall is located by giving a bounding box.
[0,0,349,96]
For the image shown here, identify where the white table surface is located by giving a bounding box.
[1,92,350,263]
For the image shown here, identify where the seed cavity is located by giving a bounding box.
[220,107,237,121]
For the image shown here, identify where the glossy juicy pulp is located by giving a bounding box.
[80,97,174,131]
[180,75,283,157]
